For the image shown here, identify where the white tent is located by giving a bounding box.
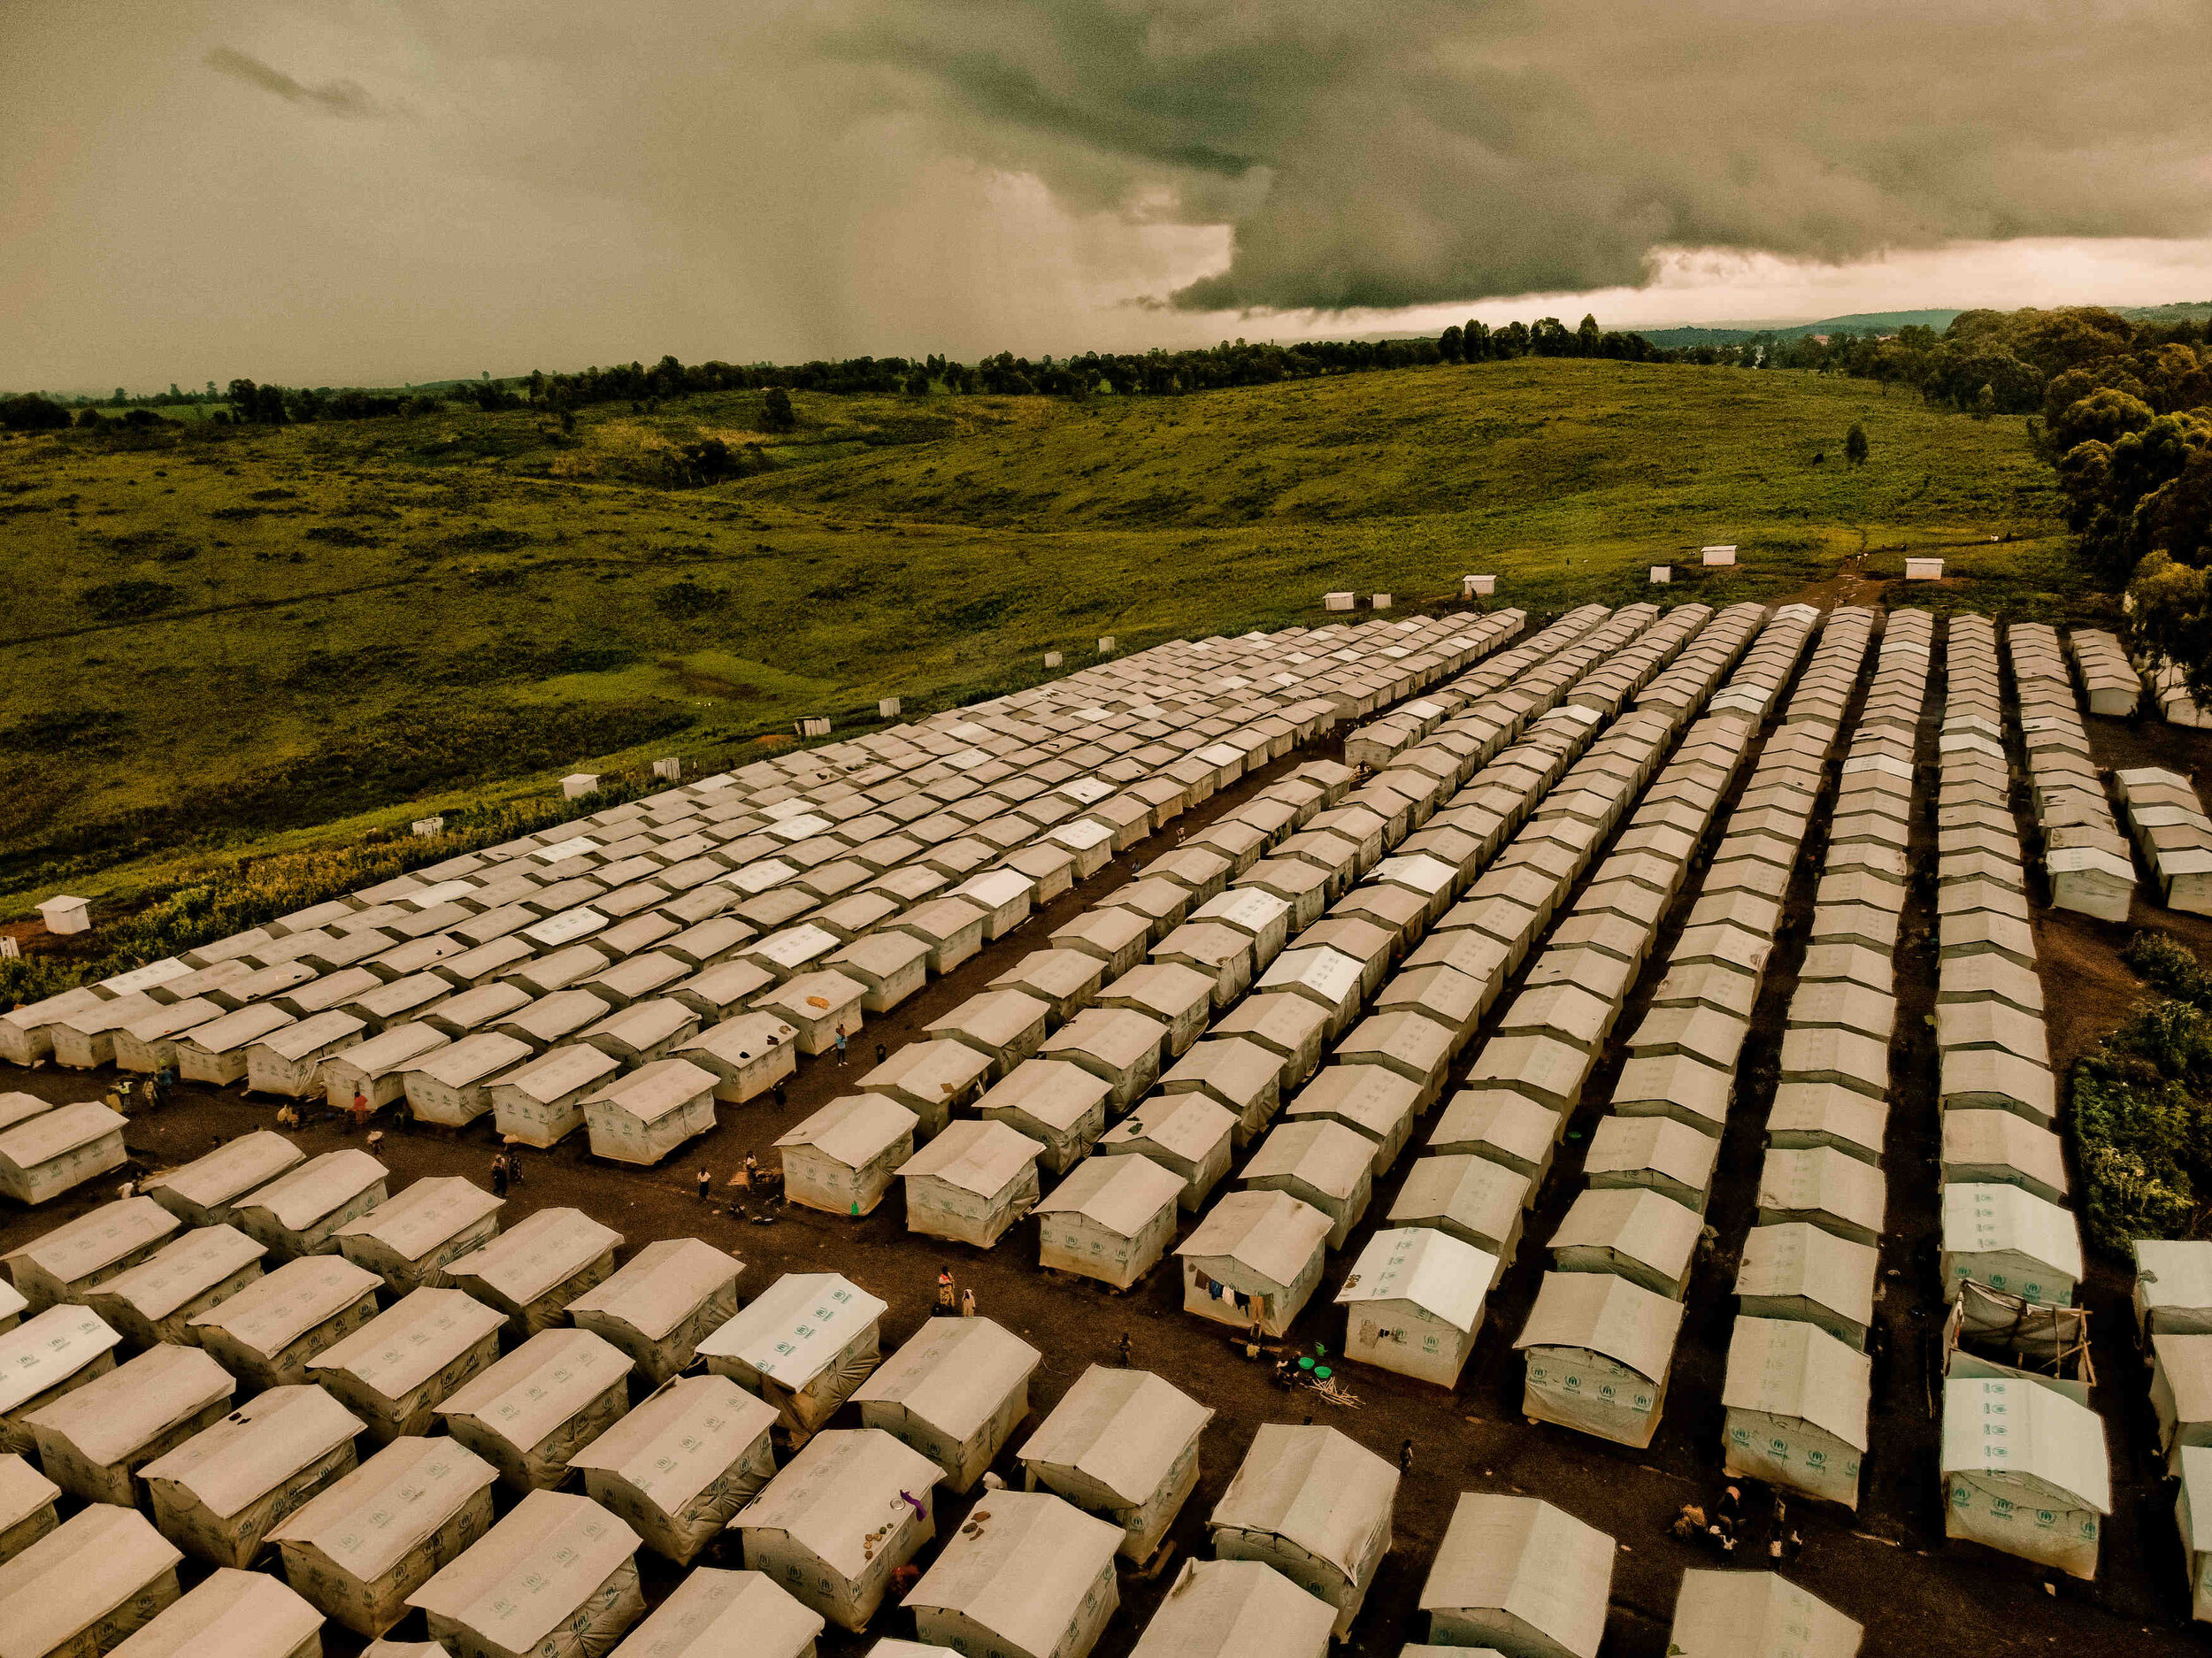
[231,1148,389,1259]
[1733,1224,1877,1351]
[2151,1334,2212,1473]
[1387,1155,1528,1269]
[1550,1186,1701,1301]
[1335,1226,1495,1387]
[435,1327,634,1492]
[1209,1425,1398,1640]
[142,1384,365,1568]
[677,1013,803,1105]
[175,1005,295,1087]
[1722,1317,1871,1509]
[777,1095,919,1218]
[334,1177,503,1293]
[979,1061,1114,1174]
[0,1101,129,1205]
[144,1132,303,1227]
[606,1567,825,1658]
[319,1022,450,1114]
[572,1375,780,1565]
[272,1433,500,1637]
[1941,1376,2111,1579]
[1127,1558,1334,1658]
[908,1489,1123,1658]
[0,1505,182,1658]
[306,1287,507,1442]
[1665,1570,1863,1657]
[1754,1148,1886,1248]
[23,1342,234,1508]
[2138,1240,2212,1339]
[1098,1094,1239,1212]
[584,1057,721,1166]
[490,1042,623,1148]
[246,1010,367,1100]
[1514,1270,1684,1448]
[860,1040,994,1137]
[568,1237,742,1385]
[0,1454,57,1567]
[106,1565,323,1658]
[732,1427,942,1631]
[1035,1155,1185,1291]
[901,1119,1050,1251]
[188,1254,383,1389]
[698,1272,887,1436]
[403,1032,532,1127]
[448,1206,621,1336]
[406,1490,644,1658]
[2176,1445,2212,1623]
[1161,1039,1282,1148]
[1939,1183,2082,1308]
[854,1316,1041,1492]
[1417,1493,1613,1658]
[1018,1365,1213,1563]
[1239,1120,1376,1248]
[5,1194,180,1311]
[1177,1190,1334,1338]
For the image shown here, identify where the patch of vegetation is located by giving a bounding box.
[77,579,181,620]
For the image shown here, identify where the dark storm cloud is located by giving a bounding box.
[203,45,386,119]
[816,0,2212,311]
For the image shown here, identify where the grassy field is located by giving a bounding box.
[0,358,2077,918]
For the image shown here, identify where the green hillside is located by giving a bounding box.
[0,357,2077,917]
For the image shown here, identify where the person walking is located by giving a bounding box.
[960,1286,976,1318]
[936,1270,957,1316]
[696,1168,713,1202]
[834,1030,849,1065]
[365,1129,386,1160]
[875,1043,888,1067]
[490,1155,510,1198]
[1399,1438,1416,1475]
[1114,1332,1133,1367]
[349,1092,372,1134]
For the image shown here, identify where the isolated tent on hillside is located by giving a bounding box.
[271,1434,501,1637]
[1128,1558,1335,1658]
[334,1176,503,1293]
[1665,1570,1863,1658]
[1018,1364,1213,1563]
[571,1374,779,1565]
[1514,1270,1684,1449]
[143,1132,303,1227]
[604,1567,825,1658]
[140,1385,365,1569]
[435,1327,634,1493]
[907,1489,1124,1658]
[0,1101,129,1205]
[1417,1493,1614,1658]
[775,1094,918,1217]
[1941,1375,2111,1579]
[731,1427,942,1631]
[567,1237,742,1385]
[23,1342,234,1509]
[1208,1424,1399,1640]
[854,1316,1041,1493]
[306,1287,506,1442]
[230,1148,390,1259]
[1722,1316,1873,1510]
[447,1205,621,1336]
[1177,1189,1334,1339]
[188,1254,383,1389]
[698,1272,887,1436]
[406,1490,645,1658]
[4,1194,180,1310]
[1334,1225,1494,1388]
[1034,1154,1186,1291]
[0,1505,183,1658]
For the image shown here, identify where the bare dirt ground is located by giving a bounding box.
[2,675,2205,1655]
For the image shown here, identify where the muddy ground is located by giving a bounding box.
[4,632,2208,1655]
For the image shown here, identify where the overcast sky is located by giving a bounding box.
[8,0,2212,393]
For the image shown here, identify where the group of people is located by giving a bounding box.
[1671,1485,1803,1563]
[934,1268,976,1318]
[489,1149,526,1196]
[692,1153,779,1217]
[101,1070,172,1116]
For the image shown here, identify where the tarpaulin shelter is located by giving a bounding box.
[189,1255,383,1389]
[979,1061,1113,1174]
[489,1043,622,1148]
[775,1095,918,1218]
[106,1566,321,1658]
[306,1287,505,1442]
[1098,1094,1237,1212]
[1127,1558,1335,1658]
[5,1195,179,1311]
[698,1272,887,1437]
[0,1102,128,1206]
[1387,1155,1528,1270]
[731,1427,941,1631]
[405,1490,644,1658]
[231,1149,389,1260]
[449,1207,621,1337]
[141,1385,364,1568]
[1018,1365,1212,1563]
[246,1010,367,1100]
[568,1238,741,1386]
[582,1057,720,1166]
[403,1032,534,1128]
[1034,1155,1184,1290]
[907,1489,1123,1658]
[899,1120,1046,1247]
[175,1005,295,1087]
[23,1342,234,1508]
[435,1327,634,1493]
[1722,1317,1871,1509]
[334,1177,503,1294]
[2175,1444,2212,1623]
[1208,1424,1398,1640]
[1733,1224,1877,1352]
[2150,1333,2212,1473]
[0,1454,57,1567]
[1416,1493,1613,1658]
[854,1316,1041,1492]
[1514,1271,1683,1448]
[1940,1376,2111,1579]
[319,1022,450,1115]
[1238,1120,1375,1248]
[271,1434,500,1637]
[144,1132,303,1227]
[1550,1186,1700,1301]
[605,1567,824,1658]
[1334,1226,1494,1387]
[0,1505,182,1658]
[1664,1570,1863,1657]
[1177,1190,1333,1338]
[1939,1184,2082,1308]
[571,1375,779,1565]
[1160,1040,1281,1149]
[859,1040,994,1138]
[2136,1240,2212,1339]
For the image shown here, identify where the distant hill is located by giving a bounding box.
[1640,311,1962,349]
[2118,301,2212,326]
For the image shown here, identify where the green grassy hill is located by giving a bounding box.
[0,358,2078,917]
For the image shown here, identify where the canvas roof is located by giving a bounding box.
[440,1328,633,1445]
[108,1565,323,1658]
[978,1060,1114,1131]
[2137,1240,2212,1320]
[1514,1270,1684,1382]
[2182,1447,2212,1554]
[1033,1154,1186,1237]
[1940,1183,2084,1282]
[1734,1224,1877,1327]
[695,1272,887,1387]
[1209,1424,1397,1580]
[898,1118,1045,1197]
[406,1490,640,1650]
[605,1567,824,1658]
[148,1132,303,1214]
[1240,1121,1375,1203]
[191,1255,380,1355]
[236,1149,386,1230]
[854,1316,1041,1439]
[334,1177,502,1262]
[1334,1226,1493,1333]
[310,1288,505,1399]
[907,1489,1122,1656]
[583,1057,718,1126]
[571,1375,778,1516]
[1723,1317,1870,1448]
[1018,1365,1213,1505]
[273,1435,501,1582]
[451,1207,621,1304]
[774,1094,918,1167]
[24,1341,231,1466]
[140,1385,364,1518]
[1417,1493,1612,1658]
[1129,1558,1337,1658]
[732,1427,942,1577]
[1104,1094,1239,1163]
[1940,1377,2111,1511]
[0,1454,56,1536]
[0,1306,119,1413]
[1179,1191,1334,1288]
[567,1238,741,1342]
[6,1195,178,1284]
[0,1506,183,1658]
[1389,1155,1530,1243]
[1666,1571,1863,1658]
[1553,1186,1701,1281]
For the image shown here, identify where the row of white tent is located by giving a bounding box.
[0,616,1518,1198]
[2068,626,2142,718]
[2140,1240,2212,1622]
[2009,622,2135,922]
[2115,764,2212,915]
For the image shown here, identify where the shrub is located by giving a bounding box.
[2126,929,2212,1008]
[78,579,180,619]
[654,580,726,618]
